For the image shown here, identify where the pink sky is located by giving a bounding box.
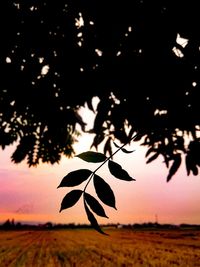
[0,132,200,225]
[0,102,200,225]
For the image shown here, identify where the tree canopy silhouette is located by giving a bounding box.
[1,0,200,179]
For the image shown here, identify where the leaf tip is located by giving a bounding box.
[166,175,171,182]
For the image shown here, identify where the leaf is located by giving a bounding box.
[57,169,92,188]
[185,152,199,176]
[76,151,107,163]
[132,133,143,141]
[191,165,198,176]
[59,190,83,212]
[84,201,108,235]
[91,134,105,150]
[84,192,108,218]
[93,98,112,134]
[146,152,160,164]
[121,147,135,153]
[86,99,94,112]
[113,141,121,149]
[167,154,182,182]
[185,154,192,176]
[113,142,135,153]
[104,137,112,157]
[93,174,116,209]
[163,155,170,168]
[145,147,155,158]
[108,160,135,181]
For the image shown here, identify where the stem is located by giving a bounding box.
[83,173,94,192]
[83,133,140,192]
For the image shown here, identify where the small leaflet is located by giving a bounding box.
[57,169,92,187]
[108,160,135,181]
[84,192,108,218]
[113,142,135,153]
[166,154,182,182]
[84,201,108,235]
[93,174,116,209]
[59,190,83,212]
[76,151,107,163]
[146,152,159,164]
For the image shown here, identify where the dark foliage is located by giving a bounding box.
[1,1,200,178]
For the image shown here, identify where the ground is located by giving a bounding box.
[0,228,200,266]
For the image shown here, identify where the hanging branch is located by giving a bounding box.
[57,134,139,235]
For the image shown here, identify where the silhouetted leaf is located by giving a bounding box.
[167,154,182,182]
[93,98,112,134]
[113,142,121,149]
[186,154,192,176]
[132,133,143,141]
[108,160,135,181]
[76,151,107,162]
[113,142,135,153]
[84,192,108,218]
[104,137,112,157]
[84,201,108,235]
[146,152,160,164]
[57,169,92,188]
[86,99,94,112]
[91,134,105,150]
[93,174,116,209]
[163,155,170,168]
[59,190,83,212]
[114,130,128,144]
[121,147,135,153]
[191,165,198,176]
[145,147,155,158]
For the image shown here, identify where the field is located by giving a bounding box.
[0,228,200,266]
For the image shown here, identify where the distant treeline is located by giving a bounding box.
[1,219,200,231]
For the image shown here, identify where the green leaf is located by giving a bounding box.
[113,142,135,153]
[84,192,108,218]
[84,201,108,235]
[108,160,135,181]
[57,169,92,188]
[93,174,116,209]
[76,151,107,163]
[59,190,83,212]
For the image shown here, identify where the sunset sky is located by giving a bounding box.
[1,102,200,226]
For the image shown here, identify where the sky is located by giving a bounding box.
[1,101,200,226]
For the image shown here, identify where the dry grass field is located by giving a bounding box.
[0,228,200,266]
